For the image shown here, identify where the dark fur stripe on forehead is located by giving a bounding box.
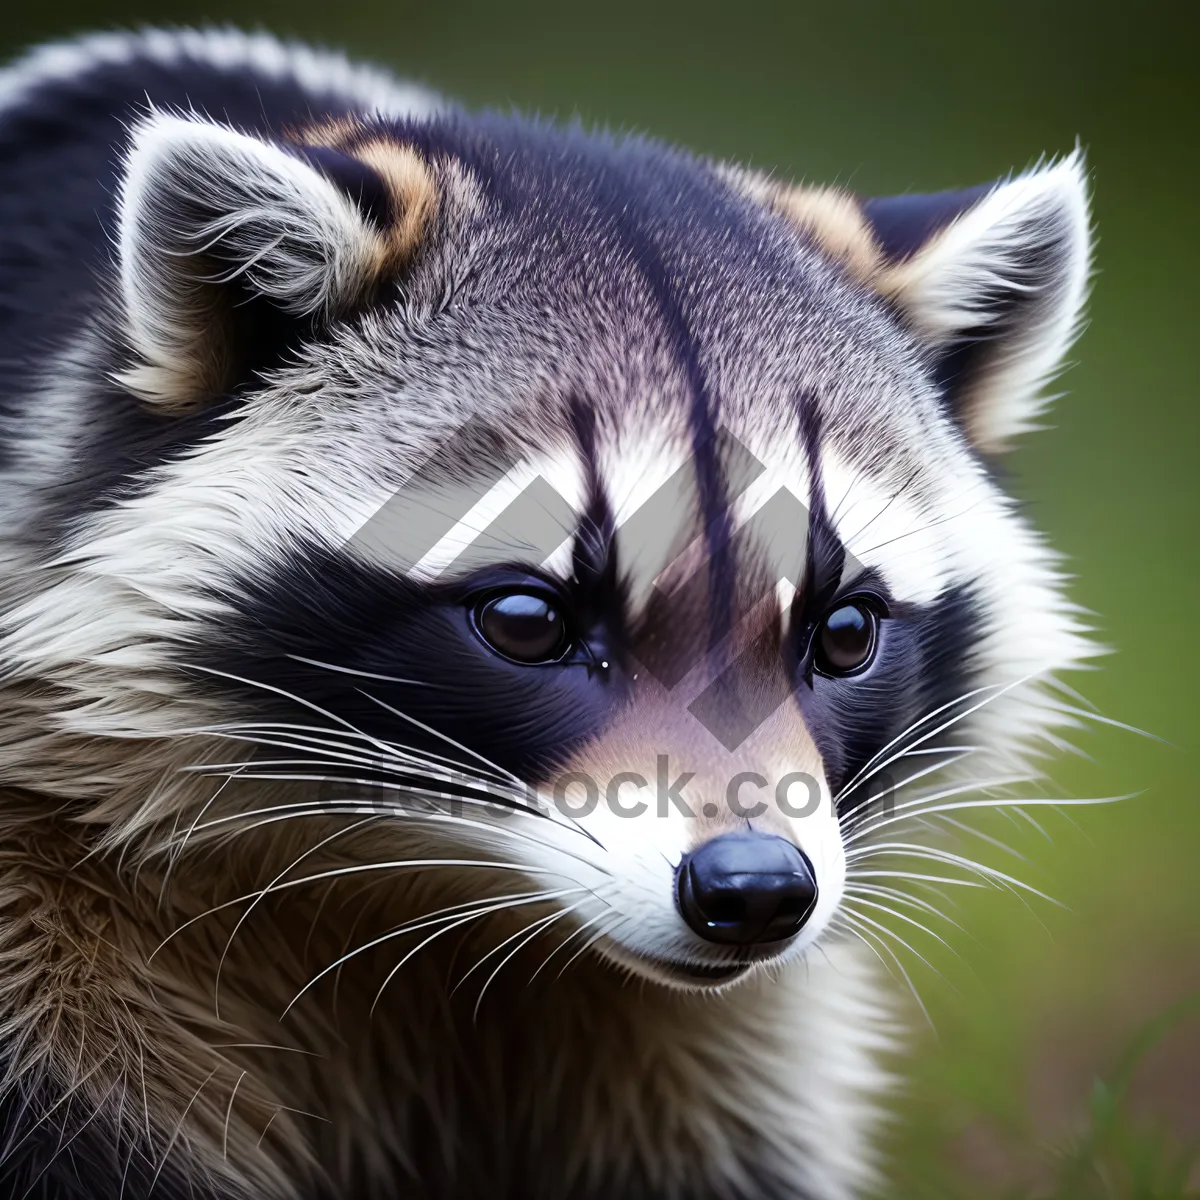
[599,214,738,653]
[567,398,617,589]
[389,109,767,651]
[796,399,846,613]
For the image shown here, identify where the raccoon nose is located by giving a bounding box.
[676,833,818,946]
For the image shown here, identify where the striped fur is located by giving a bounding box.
[0,28,1096,1200]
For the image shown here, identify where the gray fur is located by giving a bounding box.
[0,28,1095,1200]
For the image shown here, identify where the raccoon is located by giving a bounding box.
[0,26,1094,1200]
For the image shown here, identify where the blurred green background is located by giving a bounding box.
[3,1,1195,1194]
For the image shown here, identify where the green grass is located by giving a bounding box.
[916,996,1200,1199]
[1044,998,1200,1200]
[882,934,1200,1199]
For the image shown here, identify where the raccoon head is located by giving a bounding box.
[2,108,1093,991]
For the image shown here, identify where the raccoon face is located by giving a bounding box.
[5,109,1092,991]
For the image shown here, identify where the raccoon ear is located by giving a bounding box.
[869,152,1092,452]
[114,112,431,413]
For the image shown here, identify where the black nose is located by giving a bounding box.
[676,833,818,946]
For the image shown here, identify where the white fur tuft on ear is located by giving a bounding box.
[116,112,389,411]
[881,150,1092,452]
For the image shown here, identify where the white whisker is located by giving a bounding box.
[285,887,587,1017]
[212,814,382,1019]
[847,842,1062,905]
[161,795,610,878]
[528,908,612,984]
[849,791,1134,848]
[834,914,934,1031]
[835,676,1034,807]
[152,860,588,961]
[284,654,436,688]
[844,774,1032,845]
[842,883,961,928]
[556,918,619,979]
[841,895,959,955]
[469,903,585,1021]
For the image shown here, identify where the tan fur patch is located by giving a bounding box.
[723,166,884,285]
[291,118,438,273]
[353,139,438,269]
[769,185,884,284]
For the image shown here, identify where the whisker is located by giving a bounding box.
[195,743,523,783]
[556,917,619,979]
[848,792,1135,849]
[182,770,538,822]
[1040,700,1167,744]
[158,762,247,909]
[845,869,985,888]
[357,687,526,788]
[834,914,935,1031]
[284,654,437,688]
[175,668,589,845]
[844,774,1032,845]
[285,887,586,1017]
[846,843,1063,905]
[160,794,610,878]
[528,908,612,984]
[923,814,1029,861]
[210,1043,321,1056]
[449,893,598,1001]
[839,746,980,829]
[187,721,514,785]
[212,814,382,1019]
[842,883,962,929]
[152,860,587,960]
[1010,805,1055,841]
[841,895,959,955]
[835,676,1034,807]
[180,665,408,766]
[183,767,583,842]
[221,1070,247,1162]
[469,905,584,1021]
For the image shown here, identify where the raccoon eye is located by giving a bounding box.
[473,592,570,664]
[814,602,879,677]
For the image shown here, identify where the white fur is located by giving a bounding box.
[116,113,390,406]
[403,451,589,582]
[0,40,1100,1197]
[886,150,1092,451]
[0,26,439,120]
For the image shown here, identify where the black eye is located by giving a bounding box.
[814,602,879,677]
[474,592,569,664]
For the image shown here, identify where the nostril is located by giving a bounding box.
[697,892,747,925]
[773,894,811,918]
[676,833,818,946]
